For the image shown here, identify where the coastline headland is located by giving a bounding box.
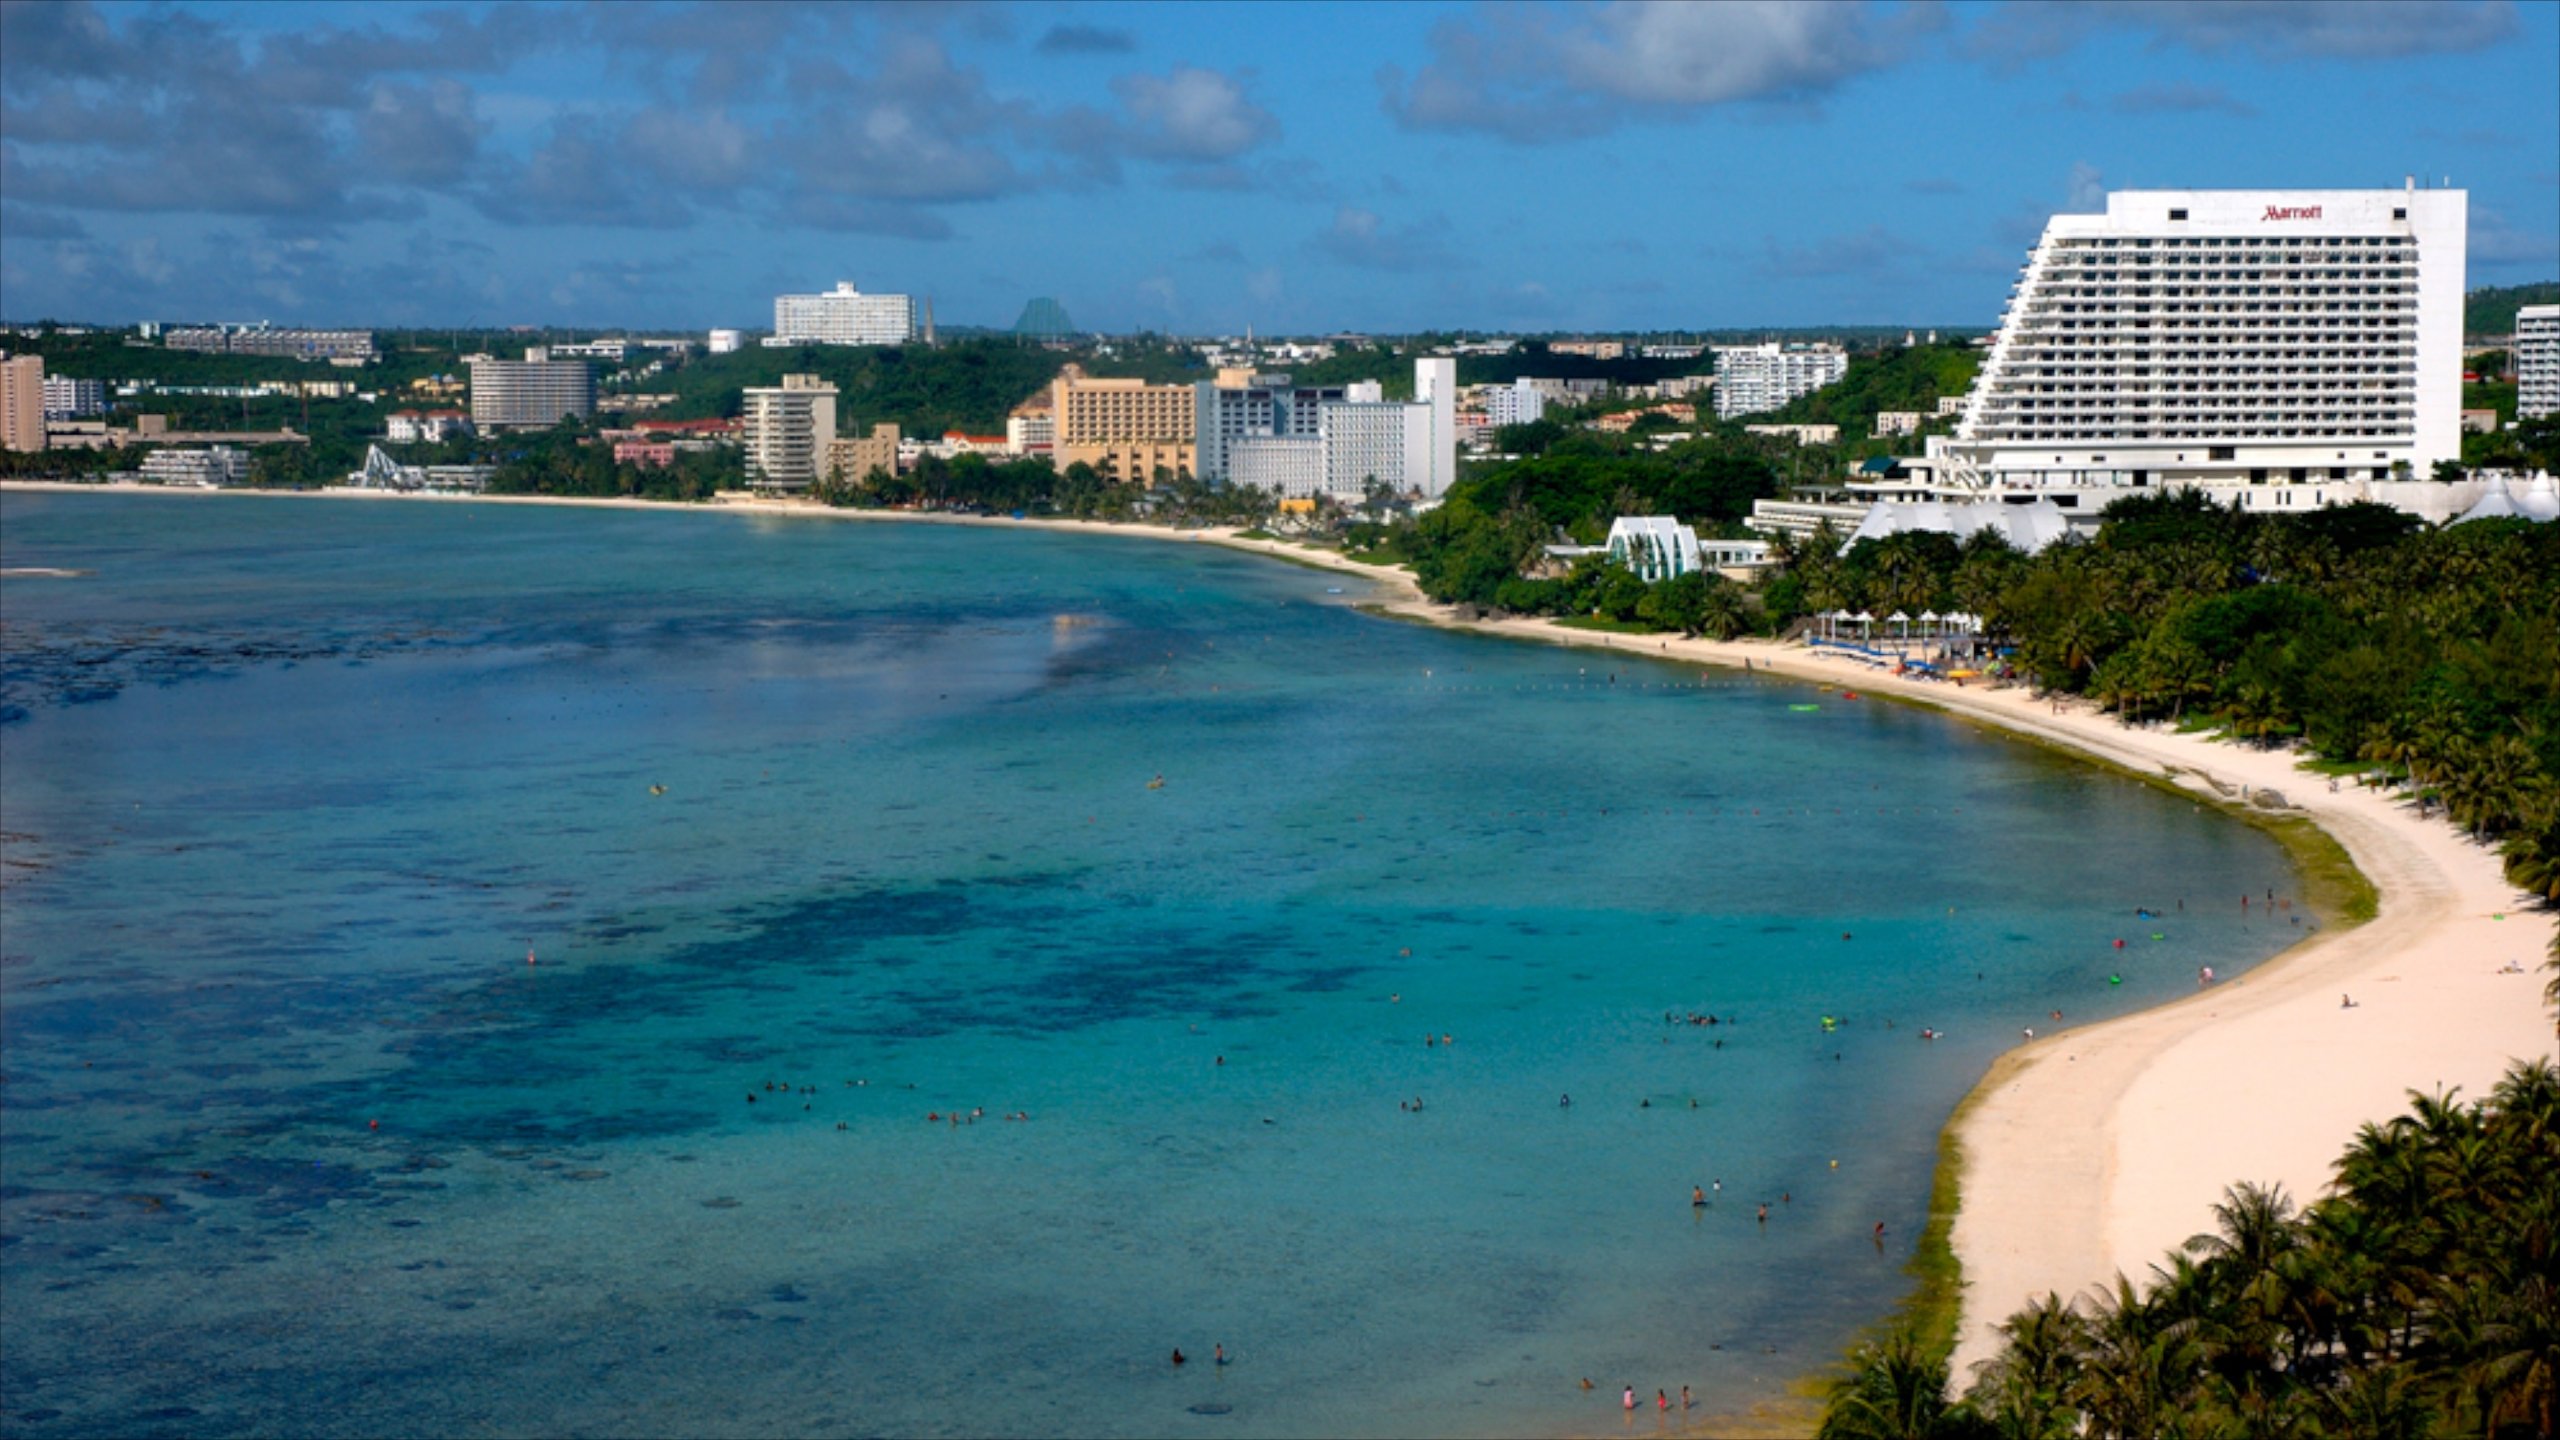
[8,480,2553,1414]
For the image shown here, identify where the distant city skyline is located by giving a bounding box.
[2,0,2554,334]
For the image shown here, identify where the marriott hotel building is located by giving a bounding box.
[1933,185,2466,501]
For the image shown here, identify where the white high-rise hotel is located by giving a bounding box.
[1934,184,2466,498]
[773,283,917,346]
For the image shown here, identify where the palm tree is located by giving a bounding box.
[1819,1328,1978,1440]
[2318,1361,2435,1440]
[1970,1291,2085,1438]
[1698,582,1748,641]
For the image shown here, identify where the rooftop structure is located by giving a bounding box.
[2450,473,2560,525]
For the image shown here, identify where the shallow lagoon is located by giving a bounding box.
[0,493,2308,1437]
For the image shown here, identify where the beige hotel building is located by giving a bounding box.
[1051,366,1195,482]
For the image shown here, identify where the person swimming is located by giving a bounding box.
[1693,1186,1707,1207]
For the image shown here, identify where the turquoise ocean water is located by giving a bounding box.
[0,493,2309,1438]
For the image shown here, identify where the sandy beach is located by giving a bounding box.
[10,480,2553,1406]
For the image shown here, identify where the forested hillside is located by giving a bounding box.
[2465,281,2560,336]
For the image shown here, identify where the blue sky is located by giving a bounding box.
[2,0,2553,334]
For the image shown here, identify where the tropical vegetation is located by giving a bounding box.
[1819,1055,2560,1440]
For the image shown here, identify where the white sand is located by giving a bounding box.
[14,481,2552,1392]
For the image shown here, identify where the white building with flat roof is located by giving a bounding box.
[1229,437,1325,498]
[1193,371,1345,481]
[1320,399,1432,501]
[140,446,249,487]
[1932,183,2468,504]
[1713,343,1847,418]
[470,349,595,429]
[774,283,916,347]
[2519,304,2559,420]
[741,373,838,489]
[1303,358,1458,501]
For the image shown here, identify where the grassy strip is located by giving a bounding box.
[1552,614,1660,635]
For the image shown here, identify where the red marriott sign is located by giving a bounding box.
[2263,204,2324,221]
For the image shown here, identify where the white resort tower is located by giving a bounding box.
[1929,183,2467,514]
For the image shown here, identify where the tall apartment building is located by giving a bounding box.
[773,283,916,346]
[1712,342,1848,419]
[2519,304,2559,421]
[1,354,46,453]
[827,423,901,484]
[1484,377,1548,429]
[1319,398,1433,500]
[1193,370,1347,481]
[741,374,838,489]
[165,325,376,361]
[1934,184,2468,494]
[469,349,596,430]
[42,375,106,419]
[1052,367,1195,482]
[1415,356,1456,496]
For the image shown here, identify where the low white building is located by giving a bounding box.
[1006,411,1055,455]
[707,329,743,355]
[1746,423,1841,446]
[1748,496,1873,542]
[1874,411,1923,437]
[1605,516,1704,582]
[1230,437,1325,498]
[139,446,248,487]
[386,409,472,443]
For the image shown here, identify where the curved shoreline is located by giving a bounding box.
[10,482,2554,1414]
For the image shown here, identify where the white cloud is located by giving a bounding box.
[1382,0,1943,142]
[1110,67,1279,162]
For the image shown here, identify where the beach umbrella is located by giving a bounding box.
[1887,610,1910,639]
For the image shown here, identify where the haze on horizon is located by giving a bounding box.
[1,0,2554,336]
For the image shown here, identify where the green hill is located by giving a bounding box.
[1755,341,1981,449]
[2465,281,2560,337]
